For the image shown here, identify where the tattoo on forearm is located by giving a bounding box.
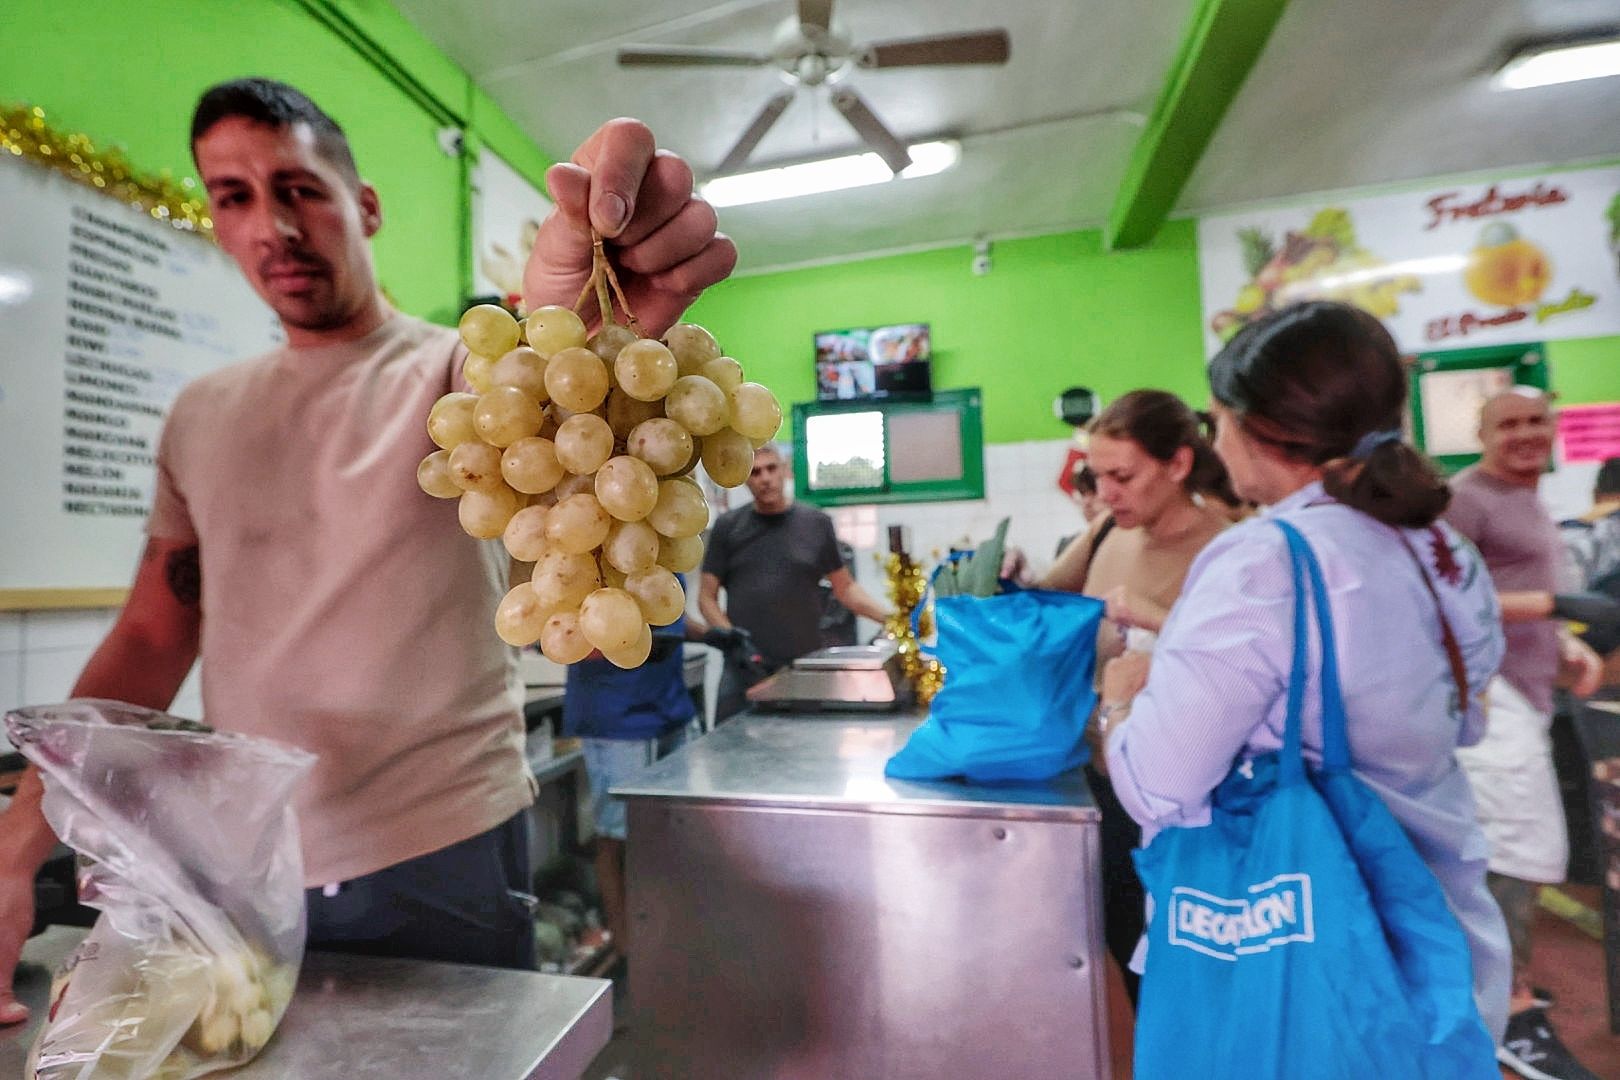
[165,546,201,605]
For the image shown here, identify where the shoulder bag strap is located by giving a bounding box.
[1087,516,1117,564]
[1395,528,1470,712]
[1076,515,1118,595]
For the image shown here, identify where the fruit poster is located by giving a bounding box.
[471,149,552,310]
[1198,165,1620,356]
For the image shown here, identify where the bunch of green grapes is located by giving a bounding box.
[417,303,782,668]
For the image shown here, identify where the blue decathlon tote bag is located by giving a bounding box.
[1131,520,1496,1079]
[885,588,1105,782]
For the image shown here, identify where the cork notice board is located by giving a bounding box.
[0,158,282,609]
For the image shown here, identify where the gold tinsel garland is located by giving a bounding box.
[1,103,212,237]
[880,551,946,707]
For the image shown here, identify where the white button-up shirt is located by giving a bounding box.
[1105,481,1511,1038]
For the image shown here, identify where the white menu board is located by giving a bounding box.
[0,157,282,605]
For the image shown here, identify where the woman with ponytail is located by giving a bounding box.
[1098,301,1512,1049]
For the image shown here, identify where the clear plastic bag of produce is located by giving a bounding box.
[5,700,315,1079]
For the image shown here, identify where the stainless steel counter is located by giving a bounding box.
[615,711,1099,821]
[2,926,611,1079]
[620,712,1108,1080]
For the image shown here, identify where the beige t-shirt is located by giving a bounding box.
[1059,509,1231,651]
[1045,507,1229,764]
[149,312,532,886]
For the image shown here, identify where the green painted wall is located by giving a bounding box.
[6,0,1613,437]
[1548,336,1620,407]
[3,0,552,327]
[688,218,1618,443]
[686,219,1207,445]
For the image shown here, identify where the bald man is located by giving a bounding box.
[1444,388,1605,1080]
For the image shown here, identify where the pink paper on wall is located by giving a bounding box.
[1558,403,1620,464]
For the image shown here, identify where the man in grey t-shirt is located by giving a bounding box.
[700,444,891,721]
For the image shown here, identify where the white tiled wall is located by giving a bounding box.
[0,608,202,720]
[831,438,1085,610]
[827,440,1602,623]
[0,452,1593,724]
[1539,458,1600,523]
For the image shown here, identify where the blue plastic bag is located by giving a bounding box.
[885,588,1105,782]
[1131,521,1497,1079]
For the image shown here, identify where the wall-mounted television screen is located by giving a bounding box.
[814,323,932,402]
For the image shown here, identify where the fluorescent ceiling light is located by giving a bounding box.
[0,268,34,306]
[1494,36,1620,90]
[1309,255,1468,291]
[701,140,960,208]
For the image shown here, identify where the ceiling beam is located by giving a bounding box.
[1104,0,1290,250]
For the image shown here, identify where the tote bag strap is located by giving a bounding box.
[1274,520,1353,774]
[1276,521,1310,784]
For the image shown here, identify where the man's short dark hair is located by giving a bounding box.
[1597,457,1620,499]
[190,78,359,181]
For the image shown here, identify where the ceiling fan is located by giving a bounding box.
[617,0,1010,175]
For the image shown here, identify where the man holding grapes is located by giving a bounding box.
[0,77,736,1024]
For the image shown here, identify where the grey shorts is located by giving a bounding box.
[582,723,695,840]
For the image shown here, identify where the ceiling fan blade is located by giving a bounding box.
[715,91,795,174]
[798,0,834,34]
[617,46,770,67]
[860,29,1010,69]
[829,88,911,174]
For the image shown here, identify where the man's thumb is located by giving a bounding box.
[0,990,29,1026]
[543,163,591,232]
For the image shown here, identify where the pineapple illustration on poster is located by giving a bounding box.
[1197,165,1620,356]
[471,149,553,312]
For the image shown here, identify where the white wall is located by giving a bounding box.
[831,439,1085,635]
[1538,458,1600,524]
[0,609,201,719]
[1,452,1596,722]
[828,441,1604,637]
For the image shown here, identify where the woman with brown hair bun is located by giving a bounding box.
[1100,301,1511,1054]
[1044,391,1236,631]
[1038,388,1233,1004]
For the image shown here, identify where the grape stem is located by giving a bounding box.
[599,239,638,335]
[571,230,641,335]
[571,274,597,319]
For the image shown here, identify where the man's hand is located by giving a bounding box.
[1559,632,1605,698]
[525,119,737,338]
[1,769,60,1028]
[0,870,35,1025]
[702,626,746,652]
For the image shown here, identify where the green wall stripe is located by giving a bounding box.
[288,0,461,127]
[5,0,554,322]
[1105,0,1289,250]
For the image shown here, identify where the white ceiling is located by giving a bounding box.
[393,0,1620,273]
[1183,0,1620,212]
